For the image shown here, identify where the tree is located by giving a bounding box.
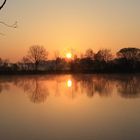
[54,50,60,60]
[116,48,140,72]
[117,48,140,61]
[19,56,31,71]
[0,58,2,66]
[0,0,6,10]
[95,49,113,62]
[27,45,48,71]
[85,49,95,60]
[0,0,17,35]
[0,58,9,71]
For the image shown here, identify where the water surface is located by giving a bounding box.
[0,74,140,140]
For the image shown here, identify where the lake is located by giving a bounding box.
[0,74,140,140]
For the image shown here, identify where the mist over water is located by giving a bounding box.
[0,74,140,140]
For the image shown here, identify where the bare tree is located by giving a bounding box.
[18,56,31,71]
[85,49,95,60]
[0,0,6,10]
[0,21,17,28]
[95,49,113,62]
[54,50,60,60]
[27,45,48,71]
[0,0,17,35]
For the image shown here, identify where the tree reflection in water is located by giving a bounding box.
[13,76,49,103]
[77,75,95,97]
[0,82,9,94]
[0,75,140,103]
[72,75,114,98]
[93,77,113,97]
[117,75,140,98]
[0,77,10,93]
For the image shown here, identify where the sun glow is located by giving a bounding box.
[67,80,72,88]
[66,53,72,59]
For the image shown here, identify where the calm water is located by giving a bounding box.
[0,74,140,140]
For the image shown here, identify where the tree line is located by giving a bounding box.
[0,46,140,74]
[71,47,140,73]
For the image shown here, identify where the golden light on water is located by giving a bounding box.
[67,80,72,88]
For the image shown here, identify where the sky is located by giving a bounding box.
[0,0,140,61]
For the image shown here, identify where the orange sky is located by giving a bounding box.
[0,0,140,62]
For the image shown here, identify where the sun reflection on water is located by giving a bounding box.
[67,80,72,88]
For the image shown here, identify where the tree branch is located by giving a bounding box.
[0,0,7,10]
[0,0,18,36]
[0,21,18,28]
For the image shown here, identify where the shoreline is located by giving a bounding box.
[0,70,139,75]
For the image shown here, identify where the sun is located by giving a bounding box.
[66,53,72,59]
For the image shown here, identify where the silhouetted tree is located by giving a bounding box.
[117,48,140,61]
[71,49,95,72]
[0,0,17,36]
[54,50,60,60]
[0,0,7,35]
[0,0,6,10]
[85,49,95,60]
[116,48,140,72]
[54,51,61,71]
[11,63,19,71]
[0,58,2,66]
[95,49,113,62]
[27,45,48,71]
[19,56,32,71]
[0,58,9,70]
